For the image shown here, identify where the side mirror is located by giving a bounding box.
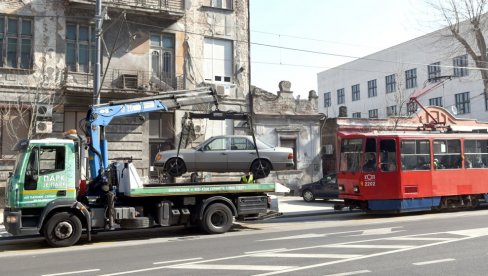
[8,171,13,178]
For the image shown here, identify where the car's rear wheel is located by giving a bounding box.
[251,159,272,179]
[165,158,187,177]
[302,190,315,202]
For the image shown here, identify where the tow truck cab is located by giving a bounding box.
[4,138,81,236]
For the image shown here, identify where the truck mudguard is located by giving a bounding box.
[199,196,238,220]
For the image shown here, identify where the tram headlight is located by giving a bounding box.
[353,185,360,193]
[338,185,344,191]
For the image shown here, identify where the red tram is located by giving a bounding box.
[338,131,488,212]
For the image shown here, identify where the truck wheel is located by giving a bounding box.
[201,203,233,234]
[43,212,82,247]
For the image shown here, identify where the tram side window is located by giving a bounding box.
[362,138,377,172]
[464,140,488,169]
[339,138,362,172]
[400,140,430,171]
[433,139,461,169]
[380,139,397,172]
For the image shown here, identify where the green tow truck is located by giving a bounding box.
[3,88,288,247]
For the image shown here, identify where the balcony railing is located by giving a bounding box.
[63,68,183,94]
[66,0,185,18]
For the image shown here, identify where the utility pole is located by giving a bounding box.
[94,0,102,105]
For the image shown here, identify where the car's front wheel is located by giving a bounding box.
[165,158,187,177]
[302,190,315,202]
[251,159,272,179]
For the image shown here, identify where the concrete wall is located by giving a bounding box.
[252,82,324,194]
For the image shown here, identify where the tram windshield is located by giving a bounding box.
[340,138,363,172]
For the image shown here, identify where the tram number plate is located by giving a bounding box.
[364,174,376,186]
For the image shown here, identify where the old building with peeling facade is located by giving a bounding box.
[0,0,250,193]
[252,81,325,194]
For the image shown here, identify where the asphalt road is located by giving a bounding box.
[1,205,488,275]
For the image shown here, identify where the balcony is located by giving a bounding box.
[66,0,185,19]
[62,68,183,95]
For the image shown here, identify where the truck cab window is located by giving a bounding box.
[24,146,65,190]
[39,146,66,174]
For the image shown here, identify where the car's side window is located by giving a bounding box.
[231,138,255,150]
[204,138,227,151]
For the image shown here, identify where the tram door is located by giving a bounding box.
[361,138,377,199]
[377,139,399,198]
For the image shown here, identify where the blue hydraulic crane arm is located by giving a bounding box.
[85,87,218,179]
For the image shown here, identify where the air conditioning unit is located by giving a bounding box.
[193,122,206,135]
[35,121,53,134]
[213,83,236,97]
[36,104,53,117]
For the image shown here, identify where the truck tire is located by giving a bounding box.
[201,203,233,234]
[43,212,82,247]
[119,217,150,229]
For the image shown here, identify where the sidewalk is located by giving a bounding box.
[277,196,342,217]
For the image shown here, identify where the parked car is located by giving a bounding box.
[299,173,338,202]
[154,135,294,179]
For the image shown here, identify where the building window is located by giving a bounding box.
[367,79,377,98]
[151,34,175,87]
[208,0,233,9]
[368,109,378,118]
[337,88,345,105]
[324,92,331,107]
[352,112,361,118]
[0,15,33,69]
[352,84,360,101]
[455,92,470,114]
[66,23,96,73]
[405,68,417,89]
[386,105,397,116]
[428,62,441,81]
[385,74,396,93]
[407,102,417,115]
[429,97,443,107]
[453,54,468,77]
[204,38,233,83]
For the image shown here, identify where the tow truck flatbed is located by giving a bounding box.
[127,183,277,197]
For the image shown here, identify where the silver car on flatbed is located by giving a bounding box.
[154,135,294,179]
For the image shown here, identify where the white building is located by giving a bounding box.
[317,26,488,121]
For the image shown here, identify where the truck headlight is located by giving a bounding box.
[6,216,17,223]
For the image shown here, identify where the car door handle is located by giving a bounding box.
[57,190,66,196]
[249,152,256,155]
[221,153,227,155]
